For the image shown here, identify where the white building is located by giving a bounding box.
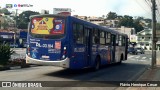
[110,26,136,38]
[136,29,160,50]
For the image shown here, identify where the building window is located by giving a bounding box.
[149,37,151,39]
[93,28,99,44]
[146,44,149,46]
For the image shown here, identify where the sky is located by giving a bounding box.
[0,0,152,19]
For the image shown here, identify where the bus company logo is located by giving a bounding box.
[2,82,11,87]
[55,24,62,31]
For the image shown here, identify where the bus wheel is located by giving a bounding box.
[118,54,123,64]
[94,56,100,71]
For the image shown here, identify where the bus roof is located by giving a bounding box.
[29,14,128,37]
[69,16,128,37]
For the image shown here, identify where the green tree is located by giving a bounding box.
[0,8,11,15]
[0,44,14,65]
[133,19,144,33]
[106,12,117,20]
[17,21,28,29]
[117,15,123,19]
[136,17,144,21]
[1,21,9,29]
[118,15,134,27]
[117,15,144,33]
[102,15,105,19]
[145,18,152,28]
[16,10,39,29]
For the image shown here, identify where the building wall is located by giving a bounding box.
[110,26,136,38]
[89,19,104,25]
[0,14,15,30]
[105,20,119,28]
[137,29,160,50]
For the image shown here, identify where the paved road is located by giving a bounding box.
[0,53,152,90]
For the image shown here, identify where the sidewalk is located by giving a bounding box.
[0,64,39,71]
[126,59,160,90]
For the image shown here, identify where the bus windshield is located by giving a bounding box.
[30,17,65,39]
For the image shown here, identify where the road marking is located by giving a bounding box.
[138,59,146,61]
[129,59,146,62]
[142,57,146,59]
[135,56,140,58]
[130,59,135,61]
[128,56,134,59]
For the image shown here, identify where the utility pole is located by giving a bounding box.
[14,9,18,48]
[151,0,157,69]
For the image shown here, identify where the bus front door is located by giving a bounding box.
[84,27,92,67]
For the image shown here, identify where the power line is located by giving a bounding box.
[145,0,152,8]
[135,0,151,16]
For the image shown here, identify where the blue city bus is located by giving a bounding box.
[26,15,128,70]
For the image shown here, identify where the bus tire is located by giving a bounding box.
[118,54,123,64]
[94,56,101,71]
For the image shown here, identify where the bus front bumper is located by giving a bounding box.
[26,54,70,68]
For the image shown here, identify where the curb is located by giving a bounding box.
[10,66,21,69]
[0,64,37,71]
[128,65,150,81]
[115,65,150,90]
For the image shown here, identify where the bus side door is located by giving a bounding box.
[84,27,92,67]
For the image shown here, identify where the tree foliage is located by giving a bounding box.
[118,15,134,27]
[133,19,144,33]
[117,15,144,33]
[0,44,14,65]
[0,8,11,15]
[17,11,39,29]
[104,12,149,33]
[106,12,117,20]
[1,21,9,29]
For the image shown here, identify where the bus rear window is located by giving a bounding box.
[30,17,65,39]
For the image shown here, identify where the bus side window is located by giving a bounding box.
[93,29,99,44]
[106,32,111,45]
[122,36,125,46]
[94,36,99,44]
[100,31,105,45]
[73,23,84,44]
[116,35,119,46]
[118,35,122,46]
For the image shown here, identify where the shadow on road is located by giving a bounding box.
[44,62,149,81]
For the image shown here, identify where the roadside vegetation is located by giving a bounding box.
[0,44,14,65]
[0,44,28,70]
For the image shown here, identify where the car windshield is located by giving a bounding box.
[128,47,134,50]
